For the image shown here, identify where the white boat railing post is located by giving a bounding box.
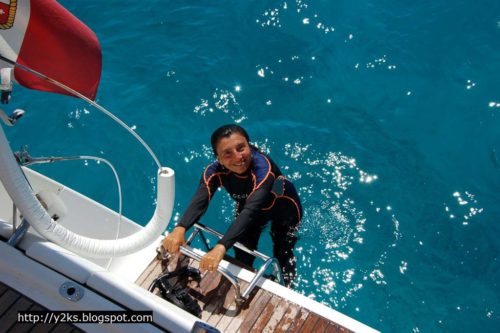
[0,123,176,258]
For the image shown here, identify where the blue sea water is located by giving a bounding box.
[3,1,500,331]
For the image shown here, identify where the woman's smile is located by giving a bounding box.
[216,133,252,174]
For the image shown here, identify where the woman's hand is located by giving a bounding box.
[162,226,186,253]
[199,244,226,272]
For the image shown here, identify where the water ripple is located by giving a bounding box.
[277,142,401,306]
[193,88,247,123]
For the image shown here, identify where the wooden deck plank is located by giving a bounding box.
[0,285,83,333]
[135,257,159,286]
[324,322,340,333]
[248,294,283,333]
[223,286,267,333]
[220,278,246,312]
[9,304,45,333]
[30,304,46,311]
[205,278,234,326]
[0,288,21,317]
[199,272,223,322]
[187,256,199,269]
[199,271,221,295]
[261,297,290,333]
[6,323,34,333]
[312,315,329,333]
[29,323,57,333]
[214,279,250,331]
[7,321,35,333]
[134,255,357,333]
[26,304,56,333]
[0,296,33,332]
[273,303,300,333]
[0,281,9,296]
[136,259,162,290]
[325,321,353,333]
[285,307,309,333]
[237,290,273,333]
[49,323,80,333]
[297,313,320,333]
[29,321,83,333]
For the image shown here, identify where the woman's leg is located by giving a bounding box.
[233,221,265,268]
[270,198,301,287]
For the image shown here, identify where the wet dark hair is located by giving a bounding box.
[211,124,250,155]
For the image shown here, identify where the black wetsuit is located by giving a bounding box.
[178,147,302,286]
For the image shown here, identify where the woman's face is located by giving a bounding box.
[216,133,252,174]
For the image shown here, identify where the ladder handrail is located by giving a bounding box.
[187,223,284,285]
[189,223,271,262]
[178,245,245,306]
[180,222,285,306]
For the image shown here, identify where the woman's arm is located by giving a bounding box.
[163,171,220,254]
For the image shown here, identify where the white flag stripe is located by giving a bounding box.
[0,0,30,67]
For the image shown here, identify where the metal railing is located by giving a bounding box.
[179,222,284,306]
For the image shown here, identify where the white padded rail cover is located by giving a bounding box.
[0,124,174,258]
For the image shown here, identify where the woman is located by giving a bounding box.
[163,124,302,287]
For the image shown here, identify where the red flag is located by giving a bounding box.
[0,0,101,100]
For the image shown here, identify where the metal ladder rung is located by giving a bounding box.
[181,222,284,305]
[179,245,244,305]
[187,223,272,262]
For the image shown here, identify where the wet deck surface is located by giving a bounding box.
[0,282,82,333]
[136,256,352,333]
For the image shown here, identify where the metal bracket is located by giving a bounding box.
[7,218,30,246]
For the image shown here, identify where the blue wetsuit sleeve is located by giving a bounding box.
[178,175,220,230]
[217,174,275,249]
